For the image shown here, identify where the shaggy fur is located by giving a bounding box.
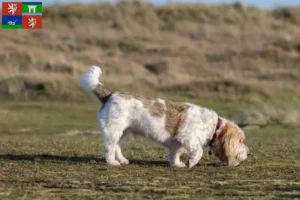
[79,66,249,168]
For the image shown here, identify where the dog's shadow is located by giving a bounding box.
[0,154,169,167]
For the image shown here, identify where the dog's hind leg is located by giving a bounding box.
[103,138,120,166]
[101,119,132,166]
[168,142,186,168]
[114,128,134,165]
[115,144,129,165]
[101,126,126,166]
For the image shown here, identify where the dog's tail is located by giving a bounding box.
[79,65,112,103]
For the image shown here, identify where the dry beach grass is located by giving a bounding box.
[0,2,300,100]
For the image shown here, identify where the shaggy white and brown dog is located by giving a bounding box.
[79,66,250,168]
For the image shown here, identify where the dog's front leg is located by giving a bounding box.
[168,142,186,167]
[188,147,203,168]
[168,149,186,168]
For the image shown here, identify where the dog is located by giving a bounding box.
[79,66,250,168]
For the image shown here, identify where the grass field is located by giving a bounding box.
[0,100,299,199]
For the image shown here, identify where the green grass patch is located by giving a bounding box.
[0,100,299,199]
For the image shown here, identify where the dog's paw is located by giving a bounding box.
[107,160,121,166]
[119,158,129,165]
[172,162,186,168]
[188,160,198,169]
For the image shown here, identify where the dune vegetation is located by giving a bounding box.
[1,1,300,100]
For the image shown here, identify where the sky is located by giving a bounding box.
[2,0,300,9]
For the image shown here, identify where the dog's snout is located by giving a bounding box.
[247,151,251,156]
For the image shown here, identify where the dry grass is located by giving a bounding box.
[0,1,300,100]
[1,1,300,125]
[0,1,300,126]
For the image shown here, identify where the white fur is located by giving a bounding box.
[96,93,219,168]
[80,66,248,168]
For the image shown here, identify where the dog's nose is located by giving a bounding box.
[247,151,251,156]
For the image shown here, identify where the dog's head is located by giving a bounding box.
[209,121,249,166]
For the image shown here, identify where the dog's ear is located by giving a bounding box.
[218,122,243,166]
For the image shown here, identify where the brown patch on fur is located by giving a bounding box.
[119,92,189,135]
[165,101,189,135]
[119,92,165,118]
[217,122,245,165]
[119,92,153,105]
[149,101,165,117]
[94,85,112,104]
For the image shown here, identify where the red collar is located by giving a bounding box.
[209,117,222,147]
